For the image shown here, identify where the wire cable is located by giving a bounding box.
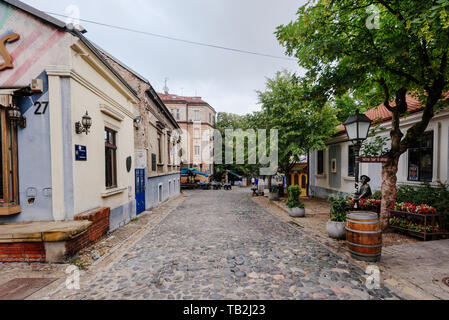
[45,11,297,62]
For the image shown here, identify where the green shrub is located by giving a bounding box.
[371,190,382,200]
[286,185,304,209]
[396,182,449,231]
[328,193,348,222]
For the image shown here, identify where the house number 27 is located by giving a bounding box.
[34,101,49,115]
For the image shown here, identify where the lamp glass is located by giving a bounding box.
[82,113,92,128]
[345,122,358,141]
[358,121,371,140]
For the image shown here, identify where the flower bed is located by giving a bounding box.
[389,203,448,241]
[347,199,381,214]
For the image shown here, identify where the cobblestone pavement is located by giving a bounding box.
[54,189,399,300]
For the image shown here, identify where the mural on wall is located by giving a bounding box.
[0,2,70,87]
[0,32,19,70]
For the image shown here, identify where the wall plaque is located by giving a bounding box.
[75,145,87,161]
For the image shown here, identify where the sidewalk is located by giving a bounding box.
[251,194,449,300]
[0,193,187,300]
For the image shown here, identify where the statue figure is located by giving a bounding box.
[357,175,372,199]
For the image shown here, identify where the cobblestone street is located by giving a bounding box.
[53,189,399,300]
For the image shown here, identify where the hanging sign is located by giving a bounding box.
[360,156,389,163]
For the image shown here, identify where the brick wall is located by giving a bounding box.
[0,243,45,262]
[67,207,110,256]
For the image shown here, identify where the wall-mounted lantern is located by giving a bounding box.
[8,105,26,128]
[134,115,142,124]
[75,111,92,135]
[134,115,142,129]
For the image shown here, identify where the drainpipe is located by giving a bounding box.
[307,150,310,197]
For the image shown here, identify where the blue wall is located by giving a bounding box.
[1,72,53,223]
[146,172,181,210]
[110,199,136,232]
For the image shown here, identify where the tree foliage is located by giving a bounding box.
[257,70,339,176]
[214,112,260,179]
[276,0,449,222]
[276,0,449,152]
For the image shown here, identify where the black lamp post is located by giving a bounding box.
[343,109,372,210]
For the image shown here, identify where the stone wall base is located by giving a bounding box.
[0,207,110,263]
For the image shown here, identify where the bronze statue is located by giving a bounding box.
[357,175,372,199]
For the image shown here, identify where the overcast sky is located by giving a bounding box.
[22,0,305,115]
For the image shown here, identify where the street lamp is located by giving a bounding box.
[343,109,372,210]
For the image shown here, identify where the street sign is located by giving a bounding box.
[75,145,87,161]
[359,156,389,163]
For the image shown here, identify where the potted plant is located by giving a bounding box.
[269,185,280,201]
[327,194,348,239]
[286,185,306,217]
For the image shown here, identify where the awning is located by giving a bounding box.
[181,168,209,177]
[228,171,242,179]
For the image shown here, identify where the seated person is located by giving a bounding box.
[357,175,372,199]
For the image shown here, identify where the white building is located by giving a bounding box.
[309,95,449,198]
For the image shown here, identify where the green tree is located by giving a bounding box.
[335,94,367,124]
[257,70,339,186]
[214,112,260,180]
[276,0,449,225]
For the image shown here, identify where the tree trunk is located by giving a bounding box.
[381,157,399,229]
[267,175,272,190]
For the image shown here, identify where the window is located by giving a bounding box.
[157,134,162,163]
[194,146,200,156]
[0,108,19,206]
[348,145,355,177]
[167,135,171,164]
[194,110,200,121]
[317,150,324,175]
[408,131,433,181]
[152,153,157,171]
[105,128,117,189]
[176,109,180,120]
[209,113,211,123]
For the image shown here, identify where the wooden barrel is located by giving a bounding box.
[346,211,382,262]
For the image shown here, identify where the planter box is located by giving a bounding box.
[389,210,448,241]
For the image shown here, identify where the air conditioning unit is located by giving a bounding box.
[31,79,43,93]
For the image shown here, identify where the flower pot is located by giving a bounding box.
[288,207,306,217]
[326,220,346,240]
[269,193,279,201]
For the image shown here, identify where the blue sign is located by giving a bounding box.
[75,145,87,161]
